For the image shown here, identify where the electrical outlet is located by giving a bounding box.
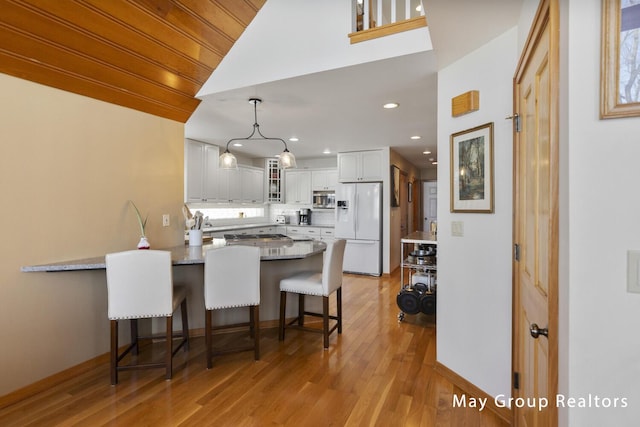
[162,214,170,227]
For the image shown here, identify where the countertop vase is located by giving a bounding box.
[137,236,150,250]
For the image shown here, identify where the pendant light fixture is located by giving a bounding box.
[219,98,297,170]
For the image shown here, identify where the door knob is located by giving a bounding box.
[529,323,548,339]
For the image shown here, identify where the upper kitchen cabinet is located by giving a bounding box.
[185,140,219,202]
[216,167,239,203]
[285,170,312,204]
[311,169,338,191]
[241,166,264,203]
[218,166,264,204]
[265,158,283,203]
[337,150,384,182]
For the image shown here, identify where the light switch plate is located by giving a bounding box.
[451,221,464,237]
[627,250,640,293]
[162,214,170,227]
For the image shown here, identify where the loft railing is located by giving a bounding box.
[350,0,427,43]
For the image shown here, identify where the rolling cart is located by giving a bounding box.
[397,231,437,321]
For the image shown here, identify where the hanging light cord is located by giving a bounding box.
[223,98,291,153]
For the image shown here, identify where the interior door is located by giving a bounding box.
[423,181,437,232]
[512,0,559,426]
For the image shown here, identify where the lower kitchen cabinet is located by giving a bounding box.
[285,226,334,241]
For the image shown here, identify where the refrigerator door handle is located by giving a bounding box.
[354,192,358,235]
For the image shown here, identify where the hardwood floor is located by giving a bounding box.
[0,271,509,426]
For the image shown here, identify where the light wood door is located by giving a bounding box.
[512,1,559,426]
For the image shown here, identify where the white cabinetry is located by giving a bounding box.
[321,228,335,242]
[311,169,338,191]
[285,170,312,204]
[286,226,319,240]
[217,168,241,203]
[185,140,219,202]
[241,167,264,203]
[265,158,283,202]
[285,226,334,241]
[217,166,263,204]
[337,150,384,182]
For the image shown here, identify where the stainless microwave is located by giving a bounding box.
[312,190,336,209]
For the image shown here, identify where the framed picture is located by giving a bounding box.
[408,181,413,203]
[450,122,494,213]
[601,0,640,118]
[391,165,400,207]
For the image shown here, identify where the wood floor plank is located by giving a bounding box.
[0,270,509,427]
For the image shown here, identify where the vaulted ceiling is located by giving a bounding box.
[0,0,265,122]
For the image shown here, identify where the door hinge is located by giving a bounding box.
[506,113,520,132]
[514,243,520,261]
[514,372,520,390]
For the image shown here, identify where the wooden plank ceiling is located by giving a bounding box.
[0,0,265,122]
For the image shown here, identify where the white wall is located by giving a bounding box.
[564,0,640,425]
[436,28,518,399]
[198,0,432,96]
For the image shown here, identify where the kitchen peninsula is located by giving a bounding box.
[22,238,327,326]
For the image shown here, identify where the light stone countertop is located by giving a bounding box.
[21,239,327,273]
[201,223,335,233]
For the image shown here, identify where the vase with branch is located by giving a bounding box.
[129,200,150,249]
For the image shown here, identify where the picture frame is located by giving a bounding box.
[600,0,640,118]
[408,181,413,203]
[391,165,400,207]
[450,122,494,213]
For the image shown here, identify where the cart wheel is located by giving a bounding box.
[397,312,405,322]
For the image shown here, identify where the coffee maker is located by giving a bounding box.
[298,208,311,225]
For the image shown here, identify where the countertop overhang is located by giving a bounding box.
[21,239,327,273]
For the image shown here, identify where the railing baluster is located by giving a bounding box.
[353,0,426,34]
[364,0,371,30]
[391,0,396,24]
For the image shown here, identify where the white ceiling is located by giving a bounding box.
[184,0,524,170]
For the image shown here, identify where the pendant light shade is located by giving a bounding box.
[219,98,296,170]
[278,149,297,169]
[219,150,238,169]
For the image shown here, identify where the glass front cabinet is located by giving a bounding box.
[265,158,282,203]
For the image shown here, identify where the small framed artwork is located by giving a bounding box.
[391,165,400,207]
[601,0,640,118]
[450,122,494,213]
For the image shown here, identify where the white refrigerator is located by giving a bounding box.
[335,182,382,276]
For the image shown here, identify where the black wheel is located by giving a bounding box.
[419,293,436,315]
[397,289,420,315]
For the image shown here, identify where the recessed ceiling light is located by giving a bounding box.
[383,102,399,109]
[423,150,431,155]
[411,136,421,140]
[323,149,331,154]
[432,161,438,165]
[429,158,434,161]
[233,143,243,147]
[289,137,299,142]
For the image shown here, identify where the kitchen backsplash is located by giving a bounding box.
[186,203,335,227]
[269,204,335,226]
